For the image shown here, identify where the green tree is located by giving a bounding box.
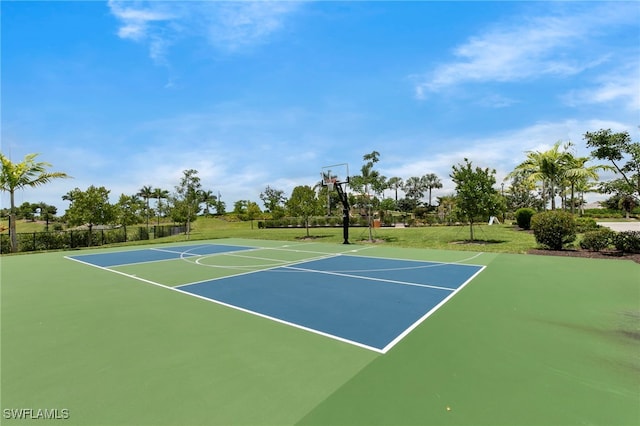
[152,187,170,226]
[17,202,37,221]
[584,128,640,197]
[115,194,144,236]
[233,200,247,215]
[0,153,71,252]
[172,169,201,238]
[286,185,321,237]
[504,172,545,212]
[63,186,115,246]
[437,195,456,225]
[509,141,573,210]
[350,151,385,241]
[422,173,442,207]
[563,153,607,214]
[402,176,426,205]
[387,177,403,203]
[137,185,154,230]
[451,158,501,241]
[199,190,217,217]
[36,202,58,231]
[246,201,262,229]
[260,186,287,218]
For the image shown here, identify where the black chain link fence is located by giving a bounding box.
[0,224,187,254]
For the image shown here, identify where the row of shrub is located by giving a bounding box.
[261,216,371,228]
[580,229,640,253]
[515,208,640,253]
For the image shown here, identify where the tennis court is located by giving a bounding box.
[67,242,484,353]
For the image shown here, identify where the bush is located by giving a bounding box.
[613,231,640,253]
[515,208,536,230]
[575,217,599,233]
[580,228,615,252]
[531,210,577,250]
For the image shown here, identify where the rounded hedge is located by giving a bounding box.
[613,231,640,253]
[531,210,577,250]
[515,208,536,230]
[580,228,615,252]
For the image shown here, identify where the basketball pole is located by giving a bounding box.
[335,181,350,245]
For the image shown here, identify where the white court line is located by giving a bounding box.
[381,265,487,353]
[283,265,457,292]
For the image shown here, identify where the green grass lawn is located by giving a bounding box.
[1,238,639,425]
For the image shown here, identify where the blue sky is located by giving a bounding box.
[2,1,639,213]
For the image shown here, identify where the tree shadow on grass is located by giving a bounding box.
[450,239,507,245]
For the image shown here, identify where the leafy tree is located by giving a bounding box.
[422,173,442,207]
[36,202,58,231]
[246,201,262,228]
[0,153,70,252]
[172,169,201,238]
[63,186,115,245]
[437,195,456,225]
[451,158,501,241]
[115,194,144,235]
[584,129,640,197]
[260,186,287,218]
[17,202,37,221]
[233,200,247,215]
[504,172,545,211]
[379,197,397,212]
[286,185,322,237]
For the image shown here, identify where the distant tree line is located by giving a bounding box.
[1,128,638,249]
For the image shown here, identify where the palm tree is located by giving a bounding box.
[0,153,71,252]
[350,151,382,241]
[509,141,572,210]
[563,156,608,214]
[153,187,170,226]
[402,176,426,204]
[422,173,442,207]
[137,185,154,230]
[199,190,217,216]
[387,177,403,202]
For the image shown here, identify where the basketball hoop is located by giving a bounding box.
[327,180,335,191]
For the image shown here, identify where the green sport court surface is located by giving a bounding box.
[1,238,638,425]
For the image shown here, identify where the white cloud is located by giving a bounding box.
[108,1,175,41]
[378,118,634,203]
[562,60,640,111]
[414,3,639,98]
[108,1,303,63]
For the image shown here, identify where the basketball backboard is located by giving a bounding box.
[320,163,349,189]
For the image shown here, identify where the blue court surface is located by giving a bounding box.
[69,244,485,353]
[69,244,253,268]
